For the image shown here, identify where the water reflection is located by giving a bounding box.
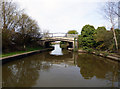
[77,54,118,83]
[50,44,63,55]
[3,59,40,87]
[2,46,119,87]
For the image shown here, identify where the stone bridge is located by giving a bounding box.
[39,33,78,50]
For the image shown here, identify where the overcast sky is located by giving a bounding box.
[13,0,115,33]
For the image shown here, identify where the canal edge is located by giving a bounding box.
[1,48,54,64]
[78,50,120,62]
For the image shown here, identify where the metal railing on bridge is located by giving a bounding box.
[41,33,78,38]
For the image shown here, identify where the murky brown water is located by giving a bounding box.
[2,44,119,87]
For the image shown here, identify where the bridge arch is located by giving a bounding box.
[40,33,78,50]
[44,40,74,49]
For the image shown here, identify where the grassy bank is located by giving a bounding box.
[78,47,120,58]
[1,47,44,58]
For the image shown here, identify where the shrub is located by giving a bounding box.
[83,46,89,50]
[95,51,100,56]
[103,53,109,57]
[86,48,93,53]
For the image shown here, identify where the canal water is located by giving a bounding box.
[2,44,119,87]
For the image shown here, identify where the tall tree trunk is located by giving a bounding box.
[111,27,118,51]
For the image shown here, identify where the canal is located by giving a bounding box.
[2,44,119,87]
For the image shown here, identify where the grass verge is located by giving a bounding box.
[1,47,44,58]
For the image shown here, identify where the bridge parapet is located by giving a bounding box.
[66,34,78,38]
[41,37,74,42]
[41,33,78,38]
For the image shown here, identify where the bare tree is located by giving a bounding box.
[112,1,120,17]
[118,2,120,29]
[0,1,2,33]
[103,2,119,51]
[17,13,41,48]
[0,1,2,54]
[1,0,22,31]
[0,0,41,52]
[0,0,23,51]
[18,14,40,37]
[42,29,50,37]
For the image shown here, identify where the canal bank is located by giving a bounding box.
[1,48,54,64]
[78,49,120,62]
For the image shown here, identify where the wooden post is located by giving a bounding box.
[74,37,78,51]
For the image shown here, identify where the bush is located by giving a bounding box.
[95,51,100,56]
[103,53,109,57]
[86,48,93,53]
[82,46,89,50]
